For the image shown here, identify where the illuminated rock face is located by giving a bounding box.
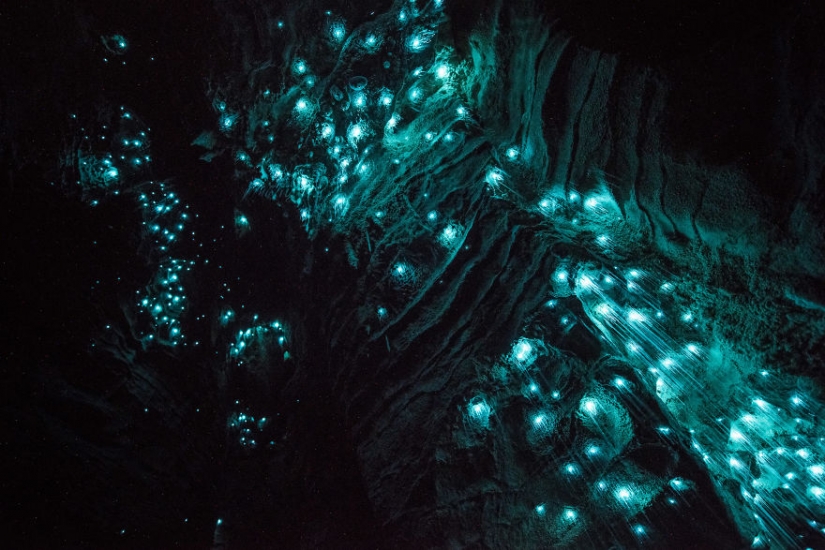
[4,0,825,548]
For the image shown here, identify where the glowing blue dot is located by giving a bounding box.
[330,23,345,42]
[615,487,632,501]
[564,463,581,476]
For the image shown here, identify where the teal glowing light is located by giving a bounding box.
[434,63,450,79]
[220,113,238,131]
[235,212,250,229]
[406,29,433,52]
[467,397,492,429]
[329,21,345,42]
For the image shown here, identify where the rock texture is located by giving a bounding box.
[3,0,824,548]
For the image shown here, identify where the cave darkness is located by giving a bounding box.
[3,0,825,548]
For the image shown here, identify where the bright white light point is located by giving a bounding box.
[729,457,743,469]
[587,445,600,455]
[791,395,803,406]
[613,377,626,387]
[529,383,538,392]
[514,341,532,361]
[506,147,519,160]
[753,398,769,410]
[596,303,612,316]
[626,341,640,354]
[333,195,348,210]
[456,106,467,117]
[427,211,437,221]
[577,274,596,290]
[628,269,640,278]
[473,404,483,414]
[582,399,598,414]
[810,465,825,476]
[730,428,746,442]
[485,167,504,186]
[686,343,700,354]
[435,64,449,79]
[554,270,568,283]
[565,463,580,475]
[809,486,825,498]
[424,132,434,141]
[551,390,560,399]
[634,525,646,536]
[616,487,631,500]
[584,197,598,209]
[627,309,647,323]
[596,234,610,246]
[797,449,811,460]
[568,191,580,202]
[296,98,308,110]
[657,426,671,434]
[533,414,545,426]
[563,508,577,521]
[535,504,545,516]
[348,124,362,140]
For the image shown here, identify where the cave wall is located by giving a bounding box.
[3,0,825,548]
